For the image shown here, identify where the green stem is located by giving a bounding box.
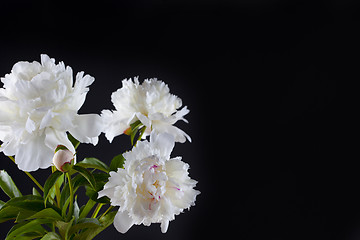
[8,156,44,192]
[91,203,103,218]
[52,166,61,207]
[100,205,114,219]
[66,172,74,219]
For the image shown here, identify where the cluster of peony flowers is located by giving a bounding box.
[0,54,199,234]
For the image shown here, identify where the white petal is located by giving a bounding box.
[101,110,128,143]
[150,132,175,159]
[113,211,134,234]
[0,137,17,156]
[74,72,95,94]
[68,114,102,145]
[40,54,54,69]
[25,117,36,133]
[71,72,94,109]
[160,220,169,233]
[173,106,189,124]
[44,128,75,155]
[12,61,41,81]
[15,136,53,171]
[152,122,191,143]
[40,110,57,129]
[135,112,151,128]
[97,187,116,200]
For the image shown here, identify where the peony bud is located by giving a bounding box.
[53,145,74,172]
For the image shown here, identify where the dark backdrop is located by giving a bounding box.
[0,1,359,240]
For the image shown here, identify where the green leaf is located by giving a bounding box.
[0,170,22,198]
[56,217,74,240]
[61,197,71,219]
[60,173,94,209]
[32,187,41,197]
[130,120,143,131]
[0,206,34,223]
[137,126,146,142]
[0,195,60,224]
[129,120,144,145]
[1,195,61,224]
[74,197,80,223]
[82,172,111,204]
[6,218,52,239]
[26,208,63,221]
[43,171,63,205]
[68,218,101,237]
[76,158,109,173]
[79,199,96,219]
[0,200,5,209]
[16,210,38,223]
[6,220,46,239]
[73,211,117,240]
[60,174,80,210]
[40,232,62,240]
[85,186,110,204]
[93,172,110,182]
[6,221,28,238]
[68,132,80,150]
[72,165,96,190]
[5,195,45,212]
[48,174,64,205]
[109,154,125,172]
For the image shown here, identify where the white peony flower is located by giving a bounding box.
[101,77,191,143]
[98,133,200,233]
[0,54,103,171]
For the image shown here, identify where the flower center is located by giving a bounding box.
[135,156,167,211]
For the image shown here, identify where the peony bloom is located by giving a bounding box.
[101,77,191,143]
[98,133,200,233]
[0,54,103,171]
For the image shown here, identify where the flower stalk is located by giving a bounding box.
[66,172,74,220]
[8,155,44,192]
[92,203,103,218]
[52,166,62,207]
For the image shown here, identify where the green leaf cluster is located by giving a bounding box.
[0,151,125,240]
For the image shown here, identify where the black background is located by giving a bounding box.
[0,0,359,239]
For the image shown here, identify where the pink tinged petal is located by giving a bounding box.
[69,114,102,145]
[114,211,134,234]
